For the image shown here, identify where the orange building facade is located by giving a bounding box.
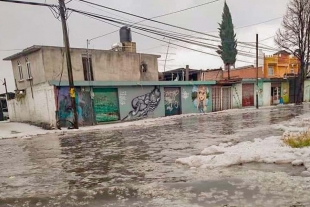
[264,50,299,78]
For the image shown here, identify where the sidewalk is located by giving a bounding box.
[0,103,305,140]
[0,121,47,139]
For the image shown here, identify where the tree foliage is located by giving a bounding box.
[217,1,238,78]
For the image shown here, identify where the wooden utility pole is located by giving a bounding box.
[256,34,259,109]
[59,0,79,129]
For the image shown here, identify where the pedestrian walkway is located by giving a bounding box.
[0,121,46,139]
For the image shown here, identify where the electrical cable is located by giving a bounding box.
[76,0,221,39]
[0,0,57,8]
[69,7,278,53]
[80,0,220,41]
[75,11,255,64]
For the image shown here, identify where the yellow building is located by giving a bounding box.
[264,50,299,78]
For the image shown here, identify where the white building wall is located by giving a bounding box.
[7,82,56,127]
[231,83,242,108]
[263,82,271,106]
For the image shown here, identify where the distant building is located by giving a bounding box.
[264,50,299,78]
[201,65,264,81]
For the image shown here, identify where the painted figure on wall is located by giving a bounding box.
[123,86,161,120]
[57,87,92,126]
[192,86,209,113]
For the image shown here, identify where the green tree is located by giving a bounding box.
[217,2,238,79]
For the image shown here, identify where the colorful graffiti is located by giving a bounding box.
[164,87,181,116]
[282,82,289,104]
[123,86,161,120]
[192,86,209,113]
[57,87,93,126]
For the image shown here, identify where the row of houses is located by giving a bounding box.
[2,43,304,128]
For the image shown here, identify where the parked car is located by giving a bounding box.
[2,108,8,120]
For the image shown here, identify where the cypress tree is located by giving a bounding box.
[217,2,238,79]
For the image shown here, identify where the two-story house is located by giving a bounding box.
[4,45,160,127]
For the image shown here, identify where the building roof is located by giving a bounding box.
[274,50,291,55]
[3,45,161,61]
[3,45,41,61]
[162,68,201,75]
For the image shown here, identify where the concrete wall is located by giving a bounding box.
[43,47,159,82]
[118,86,165,120]
[7,82,56,127]
[92,50,159,81]
[304,80,310,102]
[231,83,242,108]
[11,50,46,90]
[43,47,84,82]
[263,82,271,106]
[181,85,212,114]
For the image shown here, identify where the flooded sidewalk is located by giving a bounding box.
[1,105,310,207]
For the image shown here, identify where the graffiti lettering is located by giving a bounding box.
[119,91,127,105]
[164,90,179,112]
[123,86,161,121]
[182,89,189,100]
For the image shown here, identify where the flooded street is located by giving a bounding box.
[1,105,310,207]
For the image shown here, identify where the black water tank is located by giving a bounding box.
[120,26,132,43]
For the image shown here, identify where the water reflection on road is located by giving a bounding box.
[1,105,310,207]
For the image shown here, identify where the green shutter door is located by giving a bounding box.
[93,88,120,122]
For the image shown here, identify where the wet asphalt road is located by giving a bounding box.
[1,105,310,207]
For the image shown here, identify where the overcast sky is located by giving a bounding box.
[0,0,290,93]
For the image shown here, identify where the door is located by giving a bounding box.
[289,78,297,103]
[164,87,181,116]
[222,87,232,110]
[212,86,221,112]
[93,88,120,122]
[242,84,254,107]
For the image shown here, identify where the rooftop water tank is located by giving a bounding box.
[120,26,132,43]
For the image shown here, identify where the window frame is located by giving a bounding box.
[268,67,274,76]
[26,59,32,80]
[82,55,94,81]
[17,61,24,80]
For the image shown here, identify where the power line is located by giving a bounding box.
[0,0,57,7]
[71,5,279,52]
[259,35,275,42]
[76,0,221,39]
[75,10,255,64]
[84,0,219,41]
[73,9,256,59]
[235,17,283,30]
[206,17,283,33]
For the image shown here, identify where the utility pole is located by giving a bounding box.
[256,34,259,109]
[164,39,171,73]
[3,78,8,99]
[59,0,79,129]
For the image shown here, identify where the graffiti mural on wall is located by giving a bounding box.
[57,87,92,126]
[123,86,161,120]
[93,88,120,122]
[164,87,181,116]
[192,86,209,113]
[282,82,289,104]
